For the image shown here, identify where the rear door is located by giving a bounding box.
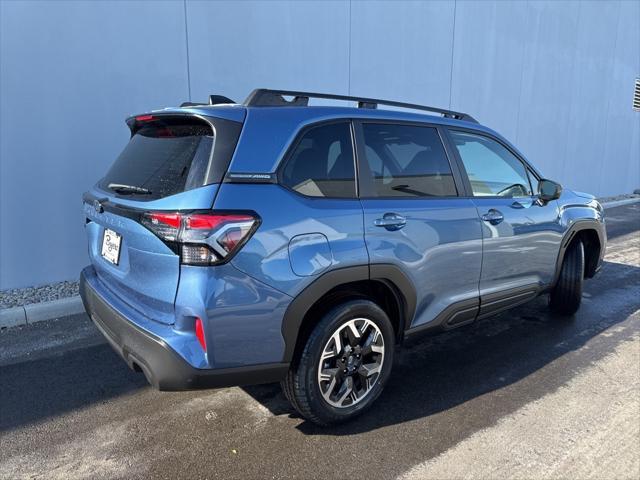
[356,121,483,331]
[83,114,242,324]
[446,129,562,316]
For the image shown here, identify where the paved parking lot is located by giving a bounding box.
[1,204,639,480]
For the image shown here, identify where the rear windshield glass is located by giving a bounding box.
[99,116,241,200]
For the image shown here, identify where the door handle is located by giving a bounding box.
[481,209,504,225]
[374,213,407,230]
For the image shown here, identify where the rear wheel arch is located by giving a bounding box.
[281,264,416,364]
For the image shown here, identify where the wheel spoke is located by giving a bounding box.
[361,343,384,356]
[336,376,354,405]
[321,374,338,403]
[371,328,381,344]
[346,320,362,341]
[361,327,383,356]
[321,330,343,361]
[358,362,381,378]
[319,367,338,382]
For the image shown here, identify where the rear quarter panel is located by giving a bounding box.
[214,183,369,297]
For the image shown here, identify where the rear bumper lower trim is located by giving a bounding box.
[79,268,289,391]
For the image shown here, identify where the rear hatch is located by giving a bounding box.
[84,112,243,324]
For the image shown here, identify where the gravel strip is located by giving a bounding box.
[0,281,79,310]
[599,193,640,203]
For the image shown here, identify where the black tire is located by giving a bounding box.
[549,239,585,315]
[281,299,395,426]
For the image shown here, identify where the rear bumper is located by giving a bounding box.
[79,267,288,391]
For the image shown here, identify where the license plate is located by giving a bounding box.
[101,228,122,265]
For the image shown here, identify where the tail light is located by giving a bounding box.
[141,211,259,266]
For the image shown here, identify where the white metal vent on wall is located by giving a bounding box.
[634,78,640,111]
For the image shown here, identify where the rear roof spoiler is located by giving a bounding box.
[180,95,236,108]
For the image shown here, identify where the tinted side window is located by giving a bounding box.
[449,130,533,197]
[360,124,457,197]
[282,122,355,198]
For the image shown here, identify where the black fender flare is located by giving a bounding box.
[280,264,417,363]
[551,219,606,287]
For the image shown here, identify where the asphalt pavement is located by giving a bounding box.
[1,204,639,480]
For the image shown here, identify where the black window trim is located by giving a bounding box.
[276,119,360,200]
[443,126,543,200]
[352,119,466,200]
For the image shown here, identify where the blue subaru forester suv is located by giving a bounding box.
[80,89,606,425]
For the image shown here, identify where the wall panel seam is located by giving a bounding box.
[448,0,457,110]
[597,0,623,195]
[348,0,352,95]
[183,0,192,101]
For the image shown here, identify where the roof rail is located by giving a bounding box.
[243,88,477,123]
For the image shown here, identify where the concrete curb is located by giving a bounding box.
[1,197,638,330]
[601,197,640,209]
[0,306,27,328]
[0,296,84,329]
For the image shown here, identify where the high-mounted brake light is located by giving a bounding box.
[140,211,259,266]
[135,115,154,122]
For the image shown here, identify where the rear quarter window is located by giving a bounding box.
[280,122,356,198]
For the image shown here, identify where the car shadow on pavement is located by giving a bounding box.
[1,257,636,434]
[0,342,148,432]
[243,259,640,435]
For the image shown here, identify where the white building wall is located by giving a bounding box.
[1,0,638,289]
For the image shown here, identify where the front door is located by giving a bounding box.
[356,121,483,331]
[447,129,563,317]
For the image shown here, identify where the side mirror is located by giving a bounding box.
[538,179,562,202]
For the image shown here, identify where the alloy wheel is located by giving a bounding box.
[316,318,385,408]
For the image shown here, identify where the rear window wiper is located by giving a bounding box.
[107,183,152,195]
